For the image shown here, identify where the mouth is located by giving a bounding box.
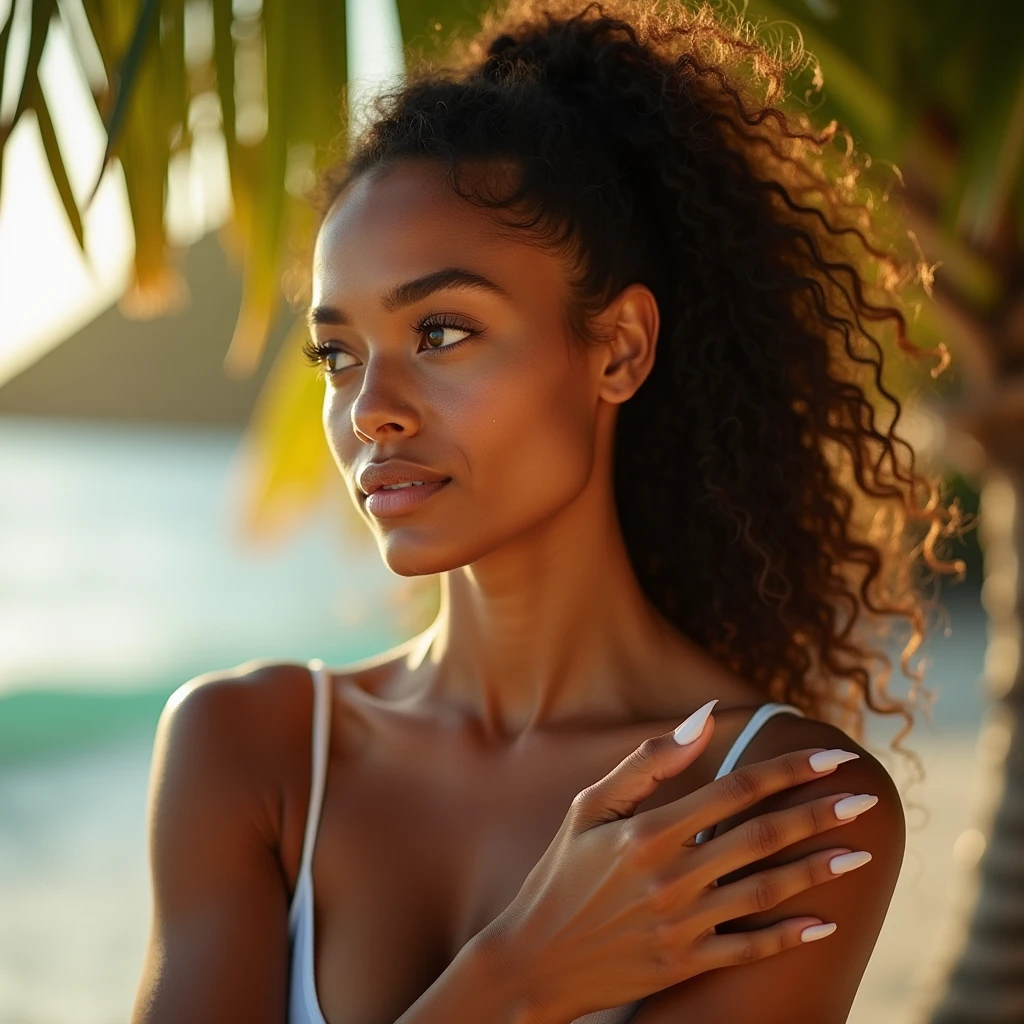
[363,477,452,517]
[361,477,453,497]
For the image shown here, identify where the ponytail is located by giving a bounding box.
[308,0,967,779]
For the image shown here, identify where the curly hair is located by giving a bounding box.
[302,0,973,786]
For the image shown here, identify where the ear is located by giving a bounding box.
[592,283,660,405]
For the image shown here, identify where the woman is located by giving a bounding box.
[132,1,967,1022]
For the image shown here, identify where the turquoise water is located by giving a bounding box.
[0,417,410,764]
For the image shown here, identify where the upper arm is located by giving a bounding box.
[131,666,299,1024]
[632,717,906,1024]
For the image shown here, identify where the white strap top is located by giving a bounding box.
[287,660,332,1024]
[287,660,805,1024]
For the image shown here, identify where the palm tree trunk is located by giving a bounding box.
[919,458,1024,1021]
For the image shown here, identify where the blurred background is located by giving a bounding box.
[0,0,1020,1022]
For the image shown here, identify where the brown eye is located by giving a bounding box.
[423,324,472,349]
[301,338,356,376]
[325,350,357,372]
[415,312,477,352]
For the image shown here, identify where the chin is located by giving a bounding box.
[375,534,468,577]
[374,520,521,577]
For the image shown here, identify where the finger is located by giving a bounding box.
[689,915,839,973]
[686,790,878,884]
[639,747,860,843]
[691,846,870,928]
[571,701,719,831]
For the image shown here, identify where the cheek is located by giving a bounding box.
[466,354,596,515]
[316,343,597,559]
[321,391,361,498]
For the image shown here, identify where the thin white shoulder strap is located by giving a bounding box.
[714,702,806,780]
[288,659,332,932]
[694,702,806,846]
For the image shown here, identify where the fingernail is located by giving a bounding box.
[834,794,879,820]
[673,699,719,746]
[829,851,872,874]
[808,748,860,772]
[800,922,837,943]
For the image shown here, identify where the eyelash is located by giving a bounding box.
[301,313,479,379]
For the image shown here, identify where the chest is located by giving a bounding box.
[306,746,605,1024]
[295,717,736,1024]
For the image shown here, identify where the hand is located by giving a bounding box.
[482,703,876,1023]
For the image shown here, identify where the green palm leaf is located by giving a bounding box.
[0,5,17,200]
[32,86,85,253]
[83,0,160,210]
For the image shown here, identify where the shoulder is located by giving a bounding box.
[159,648,408,759]
[163,658,315,730]
[158,640,422,771]
[149,659,320,839]
[156,646,419,849]
[629,709,907,1023]
[741,711,903,811]
[721,708,906,880]
[153,661,319,844]
[135,661,320,1021]
[159,660,316,775]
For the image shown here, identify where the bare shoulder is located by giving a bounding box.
[163,658,315,743]
[156,649,410,835]
[163,639,425,783]
[733,711,905,849]
[148,660,329,895]
[133,659,320,1023]
[135,652,420,1023]
[158,660,318,802]
[630,709,907,1024]
[707,710,907,894]
[158,645,413,776]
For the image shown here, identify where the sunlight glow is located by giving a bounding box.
[0,14,133,385]
[0,9,229,387]
[346,0,405,142]
[0,0,402,388]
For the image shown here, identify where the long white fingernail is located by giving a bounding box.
[834,794,879,820]
[800,922,837,942]
[808,748,860,772]
[673,699,719,746]
[829,851,872,874]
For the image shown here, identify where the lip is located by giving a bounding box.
[358,459,451,496]
[364,478,451,518]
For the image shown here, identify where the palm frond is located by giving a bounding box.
[83,0,160,210]
[33,85,86,253]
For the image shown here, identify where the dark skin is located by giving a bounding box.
[132,159,905,1024]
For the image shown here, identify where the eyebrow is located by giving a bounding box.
[306,267,510,329]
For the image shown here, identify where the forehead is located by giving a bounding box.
[312,160,560,306]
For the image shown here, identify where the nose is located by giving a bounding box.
[347,355,421,442]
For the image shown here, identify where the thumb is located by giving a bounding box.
[573,699,719,830]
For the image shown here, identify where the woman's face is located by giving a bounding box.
[309,158,609,577]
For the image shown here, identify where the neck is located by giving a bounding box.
[405,465,688,742]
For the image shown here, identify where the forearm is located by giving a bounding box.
[394,933,561,1024]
